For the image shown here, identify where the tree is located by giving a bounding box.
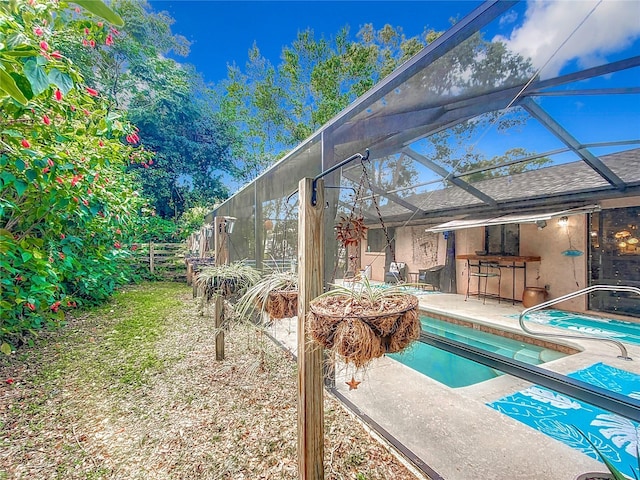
[216,23,441,182]
[63,0,237,219]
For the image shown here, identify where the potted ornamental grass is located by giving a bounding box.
[307,277,420,369]
[235,270,298,321]
[195,261,261,302]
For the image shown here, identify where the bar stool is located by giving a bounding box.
[466,261,501,304]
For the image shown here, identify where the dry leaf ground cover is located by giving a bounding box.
[0,282,419,479]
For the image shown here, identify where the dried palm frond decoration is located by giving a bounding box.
[335,215,367,247]
[235,270,298,321]
[307,278,420,368]
[195,262,261,302]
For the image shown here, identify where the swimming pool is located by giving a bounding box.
[388,315,567,388]
[512,309,640,345]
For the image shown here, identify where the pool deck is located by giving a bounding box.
[267,292,640,480]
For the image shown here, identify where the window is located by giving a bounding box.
[485,224,519,255]
[367,227,394,252]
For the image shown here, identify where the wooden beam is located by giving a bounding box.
[297,177,325,480]
[214,216,227,361]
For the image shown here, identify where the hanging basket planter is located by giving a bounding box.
[307,286,420,368]
[236,271,298,322]
[195,262,261,302]
[265,289,298,319]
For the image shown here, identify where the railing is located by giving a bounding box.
[518,285,640,361]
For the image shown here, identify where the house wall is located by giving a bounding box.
[361,226,446,282]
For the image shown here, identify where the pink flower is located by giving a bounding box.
[148,159,154,165]
[34,27,44,36]
[82,199,89,206]
[47,158,54,167]
[60,233,65,239]
[89,39,96,48]
[6,378,15,385]
[105,34,113,46]
[84,28,90,35]
[42,114,51,125]
[55,177,63,184]
[82,39,88,46]
[58,252,65,259]
[86,87,98,97]
[27,303,36,311]
[42,167,50,174]
[39,40,49,51]
[110,27,120,35]
[71,175,81,187]
[50,51,62,60]
[50,301,61,312]
[97,22,103,27]
[21,139,30,148]
[99,140,104,147]
[114,242,121,249]
[55,89,62,101]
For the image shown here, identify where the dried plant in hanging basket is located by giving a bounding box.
[265,290,298,319]
[307,280,420,368]
[335,215,368,247]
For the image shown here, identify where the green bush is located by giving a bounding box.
[0,0,151,353]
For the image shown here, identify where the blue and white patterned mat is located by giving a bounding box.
[511,309,640,345]
[488,363,639,477]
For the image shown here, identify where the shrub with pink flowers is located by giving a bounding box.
[0,0,153,353]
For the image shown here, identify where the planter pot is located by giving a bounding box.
[265,290,298,319]
[522,286,548,308]
[308,294,420,368]
[574,473,614,480]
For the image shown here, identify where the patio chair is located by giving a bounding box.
[418,265,445,291]
[385,262,407,284]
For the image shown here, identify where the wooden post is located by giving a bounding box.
[297,177,325,479]
[149,242,154,274]
[214,216,228,361]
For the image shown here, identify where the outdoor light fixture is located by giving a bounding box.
[558,216,569,227]
[536,220,547,230]
[220,216,236,234]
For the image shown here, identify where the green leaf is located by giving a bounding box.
[71,1,124,26]
[0,342,12,356]
[1,129,22,138]
[1,172,16,187]
[25,169,37,182]
[48,69,74,95]
[0,68,28,105]
[14,159,25,171]
[21,252,33,262]
[13,179,28,196]
[23,59,49,97]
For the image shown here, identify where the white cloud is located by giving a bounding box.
[494,0,640,79]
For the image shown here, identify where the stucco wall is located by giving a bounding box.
[361,226,446,282]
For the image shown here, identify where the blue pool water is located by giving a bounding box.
[511,309,640,345]
[388,316,566,388]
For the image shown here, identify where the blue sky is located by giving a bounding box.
[148,1,482,83]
